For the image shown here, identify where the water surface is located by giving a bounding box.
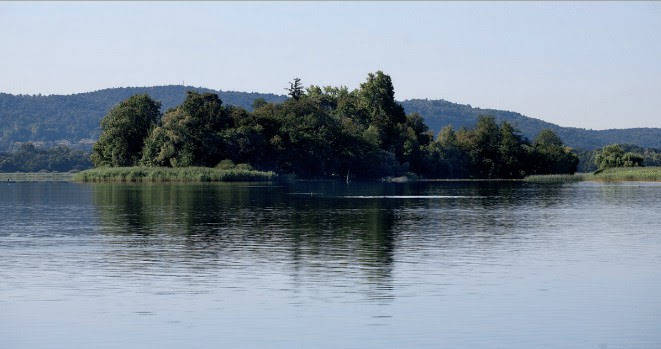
[1,181,660,348]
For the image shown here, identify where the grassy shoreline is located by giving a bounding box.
[523,173,590,183]
[4,166,661,183]
[592,167,661,182]
[524,167,661,183]
[73,166,277,182]
[0,172,75,182]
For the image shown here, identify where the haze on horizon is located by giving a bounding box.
[1,1,660,130]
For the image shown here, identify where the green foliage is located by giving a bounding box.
[0,143,92,172]
[529,129,579,175]
[141,92,230,167]
[401,98,661,150]
[428,126,469,178]
[287,78,304,100]
[91,94,161,167]
[74,166,276,182]
[534,129,564,147]
[5,86,661,153]
[456,116,507,178]
[527,167,661,183]
[594,144,644,169]
[423,123,577,179]
[577,144,661,172]
[215,159,253,171]
[0,86,286,151]
[357,71,408,158]
[593,166,661,181]
[215,159,236,170]
[252,98,267,110]
[88,72,580,180]
[523,173,588,183]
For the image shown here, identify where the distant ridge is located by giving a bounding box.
[0,86,286,150]
[400,98,661,150]
[1,85,660,151]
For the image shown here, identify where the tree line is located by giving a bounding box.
[0,87,286,151]
[0,143,92,172]
[577,144,661,172]
[91,71,579,179]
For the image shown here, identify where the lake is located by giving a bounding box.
[1,181,660,348]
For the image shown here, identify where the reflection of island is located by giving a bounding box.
[91,181,569,301]
[91,182,398,301]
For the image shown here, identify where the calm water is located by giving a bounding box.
[1,181,661,348]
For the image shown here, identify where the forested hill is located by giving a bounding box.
[1,85,660,151]
[401,99,661,150]
[0,86,286,150]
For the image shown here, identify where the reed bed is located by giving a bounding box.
[523,173,590,183]
[73,166,277,183]
[525,167,661,183]
[594,167,661,182]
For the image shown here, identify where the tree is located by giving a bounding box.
[531,129,579,174]
[594,144,643,169]
[252,98,267,110]
[85,72,583,180]
[534,129,564,147]
[0,143,92,172]
[141,92,229,167]
[357,71,407,158]
[498,122,526,178]
[402,113,433,174]
[458,116,502,178]
[621,152,645,167]
[435,126,471,178]
[91,94,161,167]
[287,78,304,101]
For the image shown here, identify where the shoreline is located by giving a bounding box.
[0,172,75,182]
[73,167,277,183]
[523,167,661,183]
[3,166,661,183]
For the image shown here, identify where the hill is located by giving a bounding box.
[400,99,661,150]
[0,86,286,150]
[1,85,660,151]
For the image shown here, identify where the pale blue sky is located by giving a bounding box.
[1,2,660,129]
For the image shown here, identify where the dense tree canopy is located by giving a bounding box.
[576,144,661,172]
[0,143,91,172]
[93,72,579,179]
[529,129,580,174]
[593,144,644,170]
[141,92,230,167]
[91,94,161,167]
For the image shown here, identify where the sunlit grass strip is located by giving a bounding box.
[523,173,590,183]
[73,167,277,182]
[525,167,661,183]
[594,167,661,182]
[0,172,75,182]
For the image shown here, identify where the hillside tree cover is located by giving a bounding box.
[3,85,661,152]
[0,143,91,172]
[0,87,285,151]
[92,72,578,179]
[400,99,661,150]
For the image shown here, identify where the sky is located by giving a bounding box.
[1,2,660,130]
